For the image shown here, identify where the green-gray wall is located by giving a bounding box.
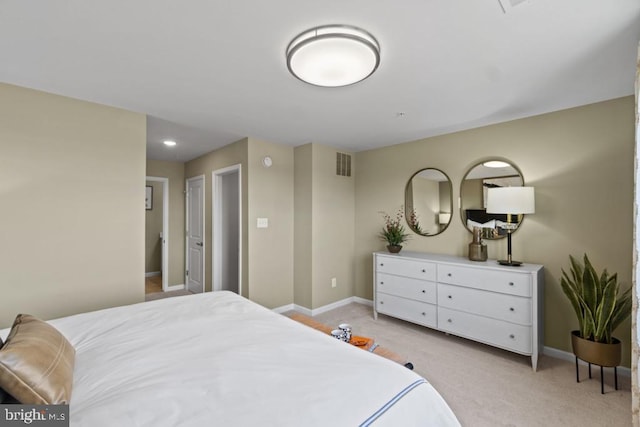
[146,160,186,287]
[354,96,634,367]
[294,143,356,309]
[0,83,146,327]
[145,181,163,273]
[185,137,295,309]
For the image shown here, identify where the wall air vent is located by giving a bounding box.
[336,152,352,177]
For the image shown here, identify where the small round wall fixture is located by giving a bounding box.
[286,25,381,87]
[262,156,273,168]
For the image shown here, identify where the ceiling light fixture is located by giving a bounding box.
[163,140,177,147]
[483,160,510,168]
[286,25,380,87]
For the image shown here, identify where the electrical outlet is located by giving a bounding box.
[331,277,337,288]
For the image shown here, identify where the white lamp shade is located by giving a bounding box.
[486,187,535,214]
[438,213,451,224]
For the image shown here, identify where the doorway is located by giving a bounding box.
[145,176,169,293]
[186,175,205,293]
[213,165,242,295]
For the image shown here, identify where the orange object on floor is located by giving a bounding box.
[287,312,409,367]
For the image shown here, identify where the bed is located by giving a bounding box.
[0,291,459,426]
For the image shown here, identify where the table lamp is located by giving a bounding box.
[486,186,535,266]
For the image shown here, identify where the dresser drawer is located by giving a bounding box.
[438,307,532,354]
[376,273,436,304]
[376,256,436,281]
[437,264,531,297]
[376,293,437,328]
[437,283,531,325]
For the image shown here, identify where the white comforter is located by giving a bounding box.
[4,291,459,426]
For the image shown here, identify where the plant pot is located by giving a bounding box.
[571,330,621,367]
[387,245,402,253]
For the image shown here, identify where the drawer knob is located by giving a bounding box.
[509,282,514,286]
[447,273,452,277]
[421,289,426,293]
[448,295,452,299]
[510,307,515,312]
[421,312,426,316]
[447,318,452,323]
[380,301,384,304]
[380,282,384,285]
[422,269,426,273]
[380,263,384,267]
[509,334,515,339]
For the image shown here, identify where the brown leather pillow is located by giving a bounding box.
[0,314,75,404]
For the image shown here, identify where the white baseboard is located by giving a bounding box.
[273,296,373,316]
[272,303,295,314]
[543,346,631,377]
[352,296,373,307]
[165,284,185,291]
[145,271,161,278]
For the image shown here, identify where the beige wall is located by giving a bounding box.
[462,178,484,210]
[311,144,356,308]
[0,83,146,327]
[355,96,634,367]
[294,143,356,310]
[145,181,163,273]
[147,160,186,287]
[247,139,295,308]
[185,138,248,294]
[185,137,294,308]
[294,144,313,308]
[412,177,439,234]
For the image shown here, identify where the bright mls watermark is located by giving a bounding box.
[0,406,68,426]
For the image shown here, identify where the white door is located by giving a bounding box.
[186,176,205,293]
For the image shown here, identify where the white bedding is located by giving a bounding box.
[2,291,459,426]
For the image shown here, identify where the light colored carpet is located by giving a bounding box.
[307,302,631,427]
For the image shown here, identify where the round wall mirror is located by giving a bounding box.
[405,168,453,236]
[459,159,524,240]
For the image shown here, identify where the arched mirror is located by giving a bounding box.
[460,159,524,239]
[405,168,453,236]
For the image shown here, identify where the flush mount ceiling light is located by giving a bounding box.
[286,25,380,87]
[163,140,177,147]
[483,160,510,168]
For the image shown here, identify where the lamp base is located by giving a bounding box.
[498,259,522,267]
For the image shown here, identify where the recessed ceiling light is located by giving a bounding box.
[163,140,177,147]
[483,161,510,168]
[286,25,380,87]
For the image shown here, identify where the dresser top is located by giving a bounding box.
[374,251,544,273]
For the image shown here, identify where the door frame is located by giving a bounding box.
[186,175,206,293]
[145,176,169,291]
[212,164,242,295]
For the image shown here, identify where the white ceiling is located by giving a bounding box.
[1,1,638,162]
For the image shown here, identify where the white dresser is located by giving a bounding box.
[373,251,544,370]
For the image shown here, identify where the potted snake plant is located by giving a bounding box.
[560,254,632,367]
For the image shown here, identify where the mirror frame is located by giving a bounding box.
[404,167,453,237]
[459,158,525,240]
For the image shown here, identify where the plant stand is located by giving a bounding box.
[575,356,618,394]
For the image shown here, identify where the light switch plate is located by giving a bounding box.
[257,218,269,228]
